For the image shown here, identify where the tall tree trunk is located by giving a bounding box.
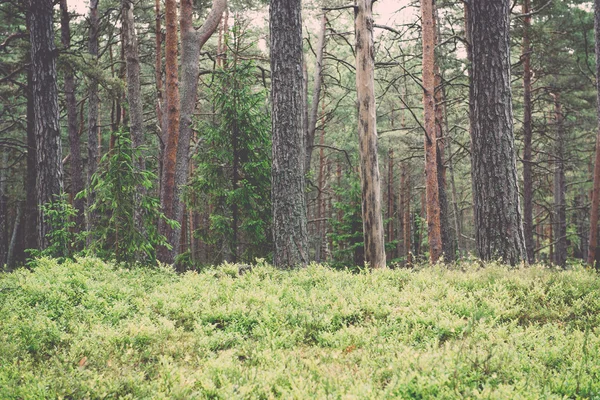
[552,93,567,267]
[158,0,181,263]
[588,0,600,267]
[387,148,394,260]
[0,151,7,264]
[316,105,326,262]
[270,0,309,268]
[155,0,164,137]
[468,0,526,265]
[122,0,144,169]
[30,0,64,249]
[122,0,146,244]
[60,0,85,234]
[24,40,38,252]
[305,13,327,174]
[87,0,99,236]
[402,162,411,266]
[421,0,442,263]
[355,0,386,268]
[522,0,535,264]
[163,0,227,263]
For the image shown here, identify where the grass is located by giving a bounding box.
[1,257,600,399]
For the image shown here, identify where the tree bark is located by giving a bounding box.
[161,0,227,263]
[30,0,64,249]
[158,0,181,263]
[270,0,309,268]
[24,40,38,252]
[588,0,600,267]
[522,0,535,264]
[122,0,146,244]
[355,0,386,269]
[552,93,567,267]
[468,0,526,265]
[421,0,442,263]
[60,0,85,234]
[87,0,99,236]
[402,162,411,266]
[305,13,327,175]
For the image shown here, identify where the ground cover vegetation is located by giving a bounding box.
[1,258,599,398]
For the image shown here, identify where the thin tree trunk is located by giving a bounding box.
[0,151,7,264]
[355,0,386,268]
[522,0,535,263]
[60,0,84,234]
[158,0,181,263]
[122,0,146,246]
[421,0,442,263]
[271,0,309,268]
[552,93,567,267]
[402,162,411,266]
[468,0,526,264]
[316,106,326,262]
[7,205,22,269]
[30,0,64,249]
[587,0,600,267]
[305,13,327,174]
[87,0,99,237]
[155,0,164,136]
[24,40,37,252]
[387,148,394,260]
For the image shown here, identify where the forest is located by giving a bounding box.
[1,0,600,270]
[2,0,600,397]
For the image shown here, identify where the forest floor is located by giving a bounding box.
[1,258,599,399]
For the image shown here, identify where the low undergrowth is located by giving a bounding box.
[1,258,599,399]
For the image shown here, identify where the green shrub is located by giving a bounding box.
[1,259,599,398]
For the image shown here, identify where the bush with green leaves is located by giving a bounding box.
[27,193,85,262]
[82,131,177,265]
[189,49,271,264]
[2,258,600,398]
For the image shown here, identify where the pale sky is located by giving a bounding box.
[67,0,412,27]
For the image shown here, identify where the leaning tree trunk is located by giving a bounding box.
[588,0,600,268]
[468,0,526,265]
[60,0,85,234]
[87,0,99,236]
[421,0,442,263]
[304,13,327,175]
[270,0,309,268]
[355,0,386,269]
[30,0,64,249]
[552,93,567,267]
[522,0,535,264]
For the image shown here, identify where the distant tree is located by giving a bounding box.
[59,0,84,234]
[588,0,600,267]
[190,57,271,264]
[270,0,309,268]
[468,0,526,264]
[421,0,442,263]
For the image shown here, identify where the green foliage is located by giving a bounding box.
[27,193,85,263]
[190,38,271,264]
[82,131,177,265]
[328,172,364,269]
[2,258,600,398]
